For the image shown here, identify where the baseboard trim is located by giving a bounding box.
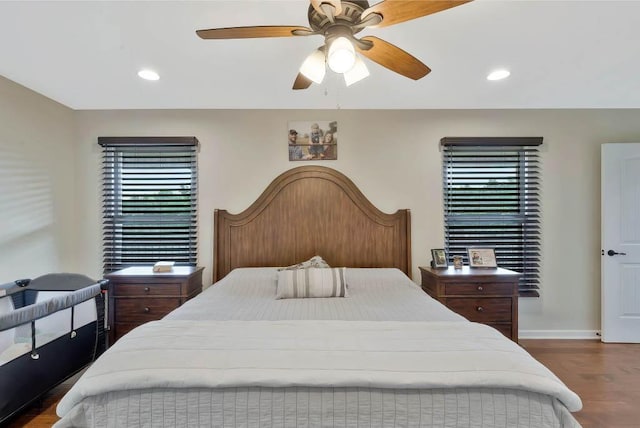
[519,330,601,340]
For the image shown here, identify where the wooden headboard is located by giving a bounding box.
[213,166,411,282]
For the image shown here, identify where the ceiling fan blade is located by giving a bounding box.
[197,25,313,40]
[356,36,430,80]
[293,73,314,90]
[361,0,472,28]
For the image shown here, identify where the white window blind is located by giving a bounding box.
[441,137,542,296]
[99,137,199,273]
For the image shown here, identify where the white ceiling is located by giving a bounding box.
[1,0,639,110]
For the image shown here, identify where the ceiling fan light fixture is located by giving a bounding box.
[327,36,356,73]
[137,69,160,81]
[299,49,326,84]
[196,0,475,91]
[487,69,510,81]
[344,56,369,86]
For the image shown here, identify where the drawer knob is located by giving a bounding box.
[477,285,484,291]
[144,287,150,292]
[476,306,484,312]
[144,307,150,313]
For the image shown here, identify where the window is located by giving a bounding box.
[441,137,542,296]
[99,137,199,273]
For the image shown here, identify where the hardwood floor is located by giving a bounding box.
[2,371,80,428]
[3,340,639,427]
[520,339,640,428]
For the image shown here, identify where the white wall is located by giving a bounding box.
[0,76,76,282]
[4,73,639,334]
[72,108,640,334]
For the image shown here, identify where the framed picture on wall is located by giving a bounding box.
[467,247,497,268]
[287,121,338,161]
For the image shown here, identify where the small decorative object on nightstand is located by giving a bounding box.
[430,248,448,268]
[419,265,521,342]
[153,261,175,272]
[467,247,497,268]
[106,266,204,344]
[452,255,463,270]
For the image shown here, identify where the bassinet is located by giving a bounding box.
[0,273,108,424]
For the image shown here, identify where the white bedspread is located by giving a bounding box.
[57,319,582,418]
[166,268,465,322]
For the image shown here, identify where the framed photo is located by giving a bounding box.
[467,247,497,268]
[287,120,338,161]
[430,248,448,268]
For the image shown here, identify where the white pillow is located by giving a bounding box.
[277,255,330,271]
[276,267,348,299]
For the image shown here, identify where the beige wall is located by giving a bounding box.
[3,76,640,334]
[73,109,640,335]
[0,76,76,282]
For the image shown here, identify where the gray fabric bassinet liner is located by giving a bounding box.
[0,280,103,332]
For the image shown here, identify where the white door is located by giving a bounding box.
[601,143,640,343]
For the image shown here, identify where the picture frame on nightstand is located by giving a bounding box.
[430,248,448,268]
[467,247,497,268]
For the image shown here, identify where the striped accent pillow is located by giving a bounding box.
[276,268,348,299]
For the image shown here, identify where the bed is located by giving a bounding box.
[55,166,582,427]
[0,273,108,424]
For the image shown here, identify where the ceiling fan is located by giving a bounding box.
[196,0,472,90]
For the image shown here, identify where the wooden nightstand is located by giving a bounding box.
[419,266,520,342]
[106,266,204,344]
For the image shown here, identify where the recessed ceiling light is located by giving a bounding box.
[487,69,510,81]
[138,69,160,81]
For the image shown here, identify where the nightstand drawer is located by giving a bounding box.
[112,283,181,297]
[113,322,143,339]
[419,266,519,342]
[487,323,512,339]
[446,298,512,323]
[106,266,204,344]
[115,298,181,323]
[444,282,514,296]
